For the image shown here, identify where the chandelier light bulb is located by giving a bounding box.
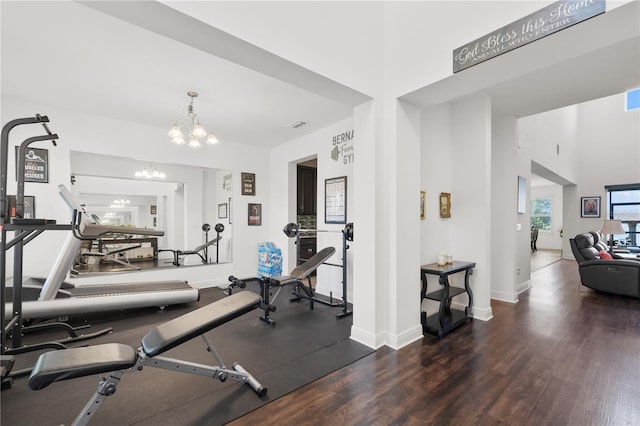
[134,165,166,179]
[206,133,219,145]
[168,125,182,138]
[188,135,201,148]
[192,123,207,138]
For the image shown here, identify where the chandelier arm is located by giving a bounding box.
[173,120,193,134]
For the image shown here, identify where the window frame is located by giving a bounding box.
[530,196,553,234]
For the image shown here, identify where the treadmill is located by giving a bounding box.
[0,115,196,384]
[3,185,200,321]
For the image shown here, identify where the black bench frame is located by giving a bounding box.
[28,291,266,426]
[228,246,341,325]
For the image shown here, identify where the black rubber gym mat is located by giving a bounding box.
[1,286,372,425]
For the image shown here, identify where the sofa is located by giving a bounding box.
[570,231,640,299]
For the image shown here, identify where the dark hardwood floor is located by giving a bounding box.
[231,259,640,425]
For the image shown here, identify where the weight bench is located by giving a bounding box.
[229,246,336,325]
[80,241,143,271]
[28,291,266,426]
[158,236,221,266]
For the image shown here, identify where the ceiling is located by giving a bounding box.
[1,1,360,148]
[3,2,638,151]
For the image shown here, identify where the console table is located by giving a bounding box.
[420,260,475,338]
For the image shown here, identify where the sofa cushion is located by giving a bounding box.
[575,233,599,260]
[590,231,609,251]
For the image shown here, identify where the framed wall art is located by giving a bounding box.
[241,172,256,196]
[228,197,232,224]
[517,175,527,214]
[218,203,228,219]
[581,196,601,218]
[15,147,48,183]
[439,192,451,218]
[325,176,347,224]
[420,191,426,220]
[6,195,35,219]
[248,203,262,226]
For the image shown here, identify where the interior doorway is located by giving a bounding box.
[529,172,563,271]
[296,158,318,266]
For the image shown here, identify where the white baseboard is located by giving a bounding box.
[517,280,532,294]
[350,325,384,349]
[490,289,519,303]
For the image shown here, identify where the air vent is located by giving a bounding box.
[288,120,307,129]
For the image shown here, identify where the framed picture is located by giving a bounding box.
[241,172,256,196]
[15,147,48,183]
[150,205,157,215]
[248,203,262,226]
[439,192,451,218]
[325,176,347,224]
[218,203,228,219]
[581,196,601,218]
[517,176,527,214]
[420,191,426,220]
[6,195,35,219]
[228,197,232,224]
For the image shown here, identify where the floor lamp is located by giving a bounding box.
[600,219,625,253]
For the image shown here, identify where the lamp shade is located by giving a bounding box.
[600,219,625,235]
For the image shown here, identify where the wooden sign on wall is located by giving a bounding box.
[453,0,605,73]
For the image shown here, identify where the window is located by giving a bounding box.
[606,184,640,247]
[626,88,640,111]
[531,197,552,232]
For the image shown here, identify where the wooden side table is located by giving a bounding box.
[420,260,475,338]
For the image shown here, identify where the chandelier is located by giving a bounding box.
[168,91,219,147]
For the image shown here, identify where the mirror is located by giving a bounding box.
[69,151,232,274]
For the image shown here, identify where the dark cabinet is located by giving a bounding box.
[298,237,317,263]
[297,165,317,215]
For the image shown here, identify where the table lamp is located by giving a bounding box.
[600,219,625,253]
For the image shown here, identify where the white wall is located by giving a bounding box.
[450,94,493,321]
[491,114,520,302]
[520,105,579,185]
[269,117,354,298]
[420,95,494,321]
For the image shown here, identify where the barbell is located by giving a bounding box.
[283,222,354,241]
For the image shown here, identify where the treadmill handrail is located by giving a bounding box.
[80,223,164,239]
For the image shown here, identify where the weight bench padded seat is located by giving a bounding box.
[29,344,137,390]
[142,290,261,357]
[269,246,336,286]
[29,291,263,390]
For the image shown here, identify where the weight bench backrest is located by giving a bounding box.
[289,246,336,280]
[141,291,262,357]
[186,236,222,255]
